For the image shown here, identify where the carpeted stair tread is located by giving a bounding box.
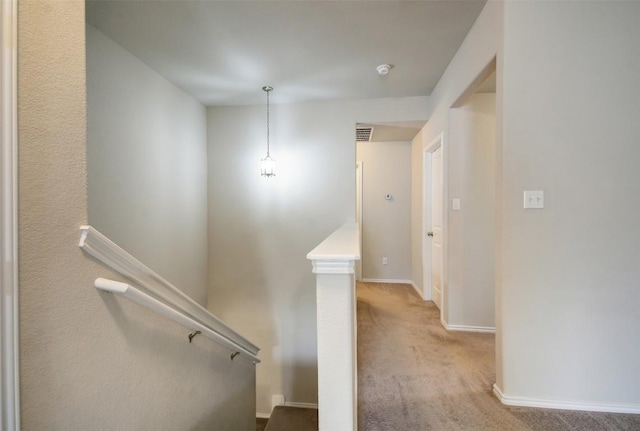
[264,406,318,431]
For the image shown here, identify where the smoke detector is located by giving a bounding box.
[376,64,392,76]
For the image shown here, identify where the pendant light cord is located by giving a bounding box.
[260,85,275,177]
[262,86,273,158]
[266,88,270,157]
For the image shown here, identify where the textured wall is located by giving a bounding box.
[206,97,429,414]
[356,141,412,281]
[86,24,208,305]
[18,1,255,429]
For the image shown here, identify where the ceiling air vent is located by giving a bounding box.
[356,127,373,142]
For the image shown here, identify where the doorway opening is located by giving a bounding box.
[427,57,497,331]
[355,121,425,286]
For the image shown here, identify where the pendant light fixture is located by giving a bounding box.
[260,86,276,177]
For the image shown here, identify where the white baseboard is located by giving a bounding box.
[441,319,495,333]
[284,402,318,409]
[256,412,271,419]
[410,281,424,299]
[493,384,640,414]
[361,278,413,285]
[362,279,426,300]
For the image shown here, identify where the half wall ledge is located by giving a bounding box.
[306,223,361,274]
[307,223,360,431]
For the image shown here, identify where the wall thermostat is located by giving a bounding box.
[385,194,393,200]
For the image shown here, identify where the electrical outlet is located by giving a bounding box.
[382,257,388,265]
[523,190,544,209]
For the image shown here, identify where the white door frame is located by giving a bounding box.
[355,161,363,281]
[422,133,445,312]
[1,0,20,429]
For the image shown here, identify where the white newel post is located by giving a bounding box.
[307,224,360,431]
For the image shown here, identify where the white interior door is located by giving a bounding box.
[430,146,443,309]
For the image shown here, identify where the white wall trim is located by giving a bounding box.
[422,132,445,305]
[307,223,360,275]
[256,412,271,419]
[361,278,413,285]
[442,320,495,333]
[410,281,423,299]
[359,279,427,301]
[0,0,20,428]
[493,384,640,414]
[311,259,356,275]
[355,161,363,281]
[78,226,259,355]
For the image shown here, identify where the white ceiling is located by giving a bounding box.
[86,0,487,106]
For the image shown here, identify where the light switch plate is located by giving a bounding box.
[524,190,544,209]
[452,198,461,211]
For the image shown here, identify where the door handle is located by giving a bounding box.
[427,232,434,237]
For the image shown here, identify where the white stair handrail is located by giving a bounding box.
[79,225,260,363]
[95,278,259,363]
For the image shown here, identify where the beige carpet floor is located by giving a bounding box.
[357,282,640,431]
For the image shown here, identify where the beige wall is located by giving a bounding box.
[206,96,428,414]
[86,24,208,305]
[357,141,412,281]
[18,2,255,429]
[499,0,640,406]
[447,93,496,328]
